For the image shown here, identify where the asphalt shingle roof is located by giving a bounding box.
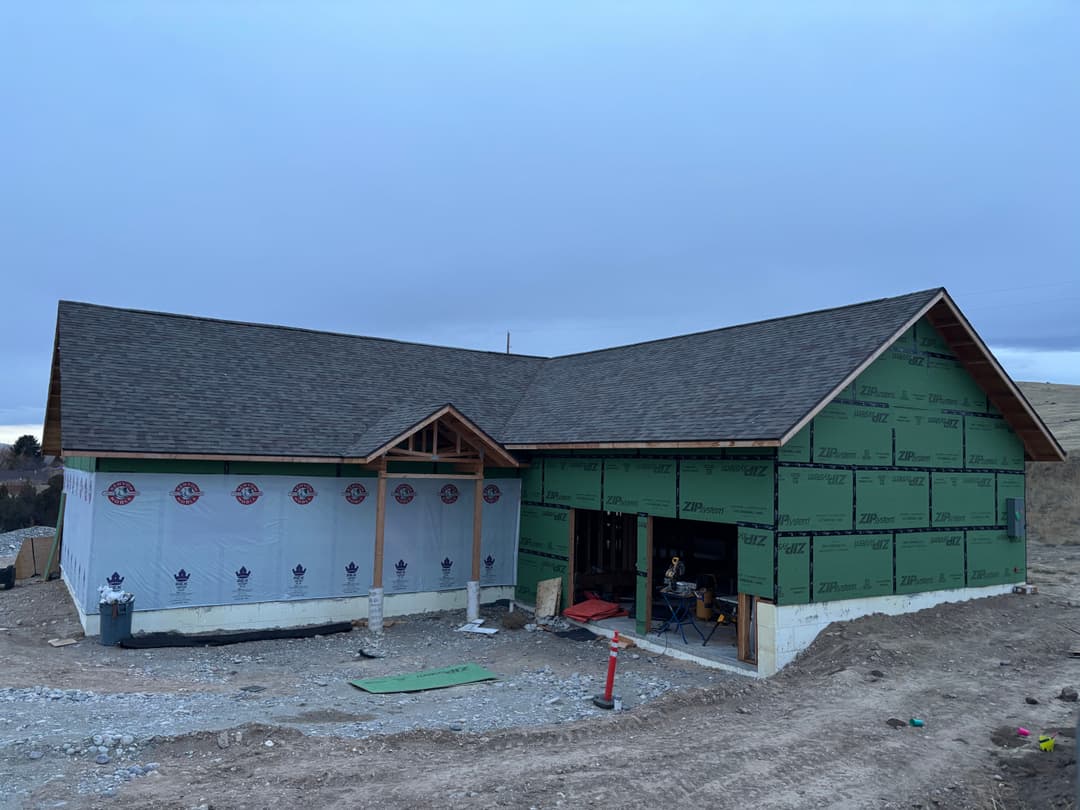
[502,289,943,444]
[52,289,943,456]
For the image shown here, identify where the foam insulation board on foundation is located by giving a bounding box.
[737,527,774,598]
[602,459,676,517]
[542,460,601,510]
[776,535,810,605]
[855,471,929,530]
[931,473,996,527]
[966,530,1025,586]
[895,532,965,594]
[678,459,774,523]
[812,534,893,601]
[778,468,853,532]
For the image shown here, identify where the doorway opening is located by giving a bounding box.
[571,509,638,615]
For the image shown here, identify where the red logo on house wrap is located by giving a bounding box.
[344,482,368,504]
[171,481,202,506]
[439,484,459,504]
[290,483,316,505]
[104,481,138,506]
[232,482,262,505]
[483,484,501,504]
[393,483,415,504]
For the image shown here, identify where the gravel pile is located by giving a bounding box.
[0,526,55,558]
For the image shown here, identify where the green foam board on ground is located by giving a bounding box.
[997,474,1025,524]
[679,459,775,524]
[737,527,774,598]
[349,663,498,694]
[893,410,963,467]
[778,468,853,532]
[521,463,543,502]
[966,530,1026,586]
[778,424,811,462]
[895,532,964,594]
[965,416,1024,470]
[543,459,601,510]
[603,459,676,517]
[813,403,892,466]
[932,473,996,527]
[776,536,810,605]
[813,534,893,601]
[855,471,929,530]
[854,347,930,409]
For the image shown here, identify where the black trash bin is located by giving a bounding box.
[0,564,14,590]
[99,600,134,646]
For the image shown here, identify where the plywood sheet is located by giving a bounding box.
[932,473,995,527]
[778,468,853,532]
[543,460,601,510]
[855,471,929,530]
[737,527,774,599]
[813,404,892,466]
[776,535,810,605]
[813,534,893,601]
[896,532,964,594]
[602,459,676,517]
[534,577,562,618]
[680,459,774,524]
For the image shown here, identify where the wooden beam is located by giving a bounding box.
[372,471,387,589]
[645,515,654,634]
[471,474,483,581]
[383,472,479,479]
[65,449,383,465]
[567,508,576,610]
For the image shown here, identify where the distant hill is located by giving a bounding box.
[1020,381,1080,545]
[1019,382,1080,452]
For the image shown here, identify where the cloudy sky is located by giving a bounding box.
[1,2,1077,445]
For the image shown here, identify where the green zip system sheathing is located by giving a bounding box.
[516,316,1027,613]
[517,505,571,607]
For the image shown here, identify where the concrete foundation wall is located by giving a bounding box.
[756,583,1015,675]
[68,579,513,637]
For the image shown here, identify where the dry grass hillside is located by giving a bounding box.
[1020,381,1080,545]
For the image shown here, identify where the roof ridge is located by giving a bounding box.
[57,300,551,361]
[547,288,945,361]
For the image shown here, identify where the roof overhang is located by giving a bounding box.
[780,289,1066,462]
[503,439,780,451]
[41,319,62,456]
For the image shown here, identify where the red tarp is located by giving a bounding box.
[562,598,629,623]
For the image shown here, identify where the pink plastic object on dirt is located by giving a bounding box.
[1018,727,1031,737]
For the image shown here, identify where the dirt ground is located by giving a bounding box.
[0,539,1076,810]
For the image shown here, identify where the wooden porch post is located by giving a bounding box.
[369,469,388,633]
[468,469,483,621]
